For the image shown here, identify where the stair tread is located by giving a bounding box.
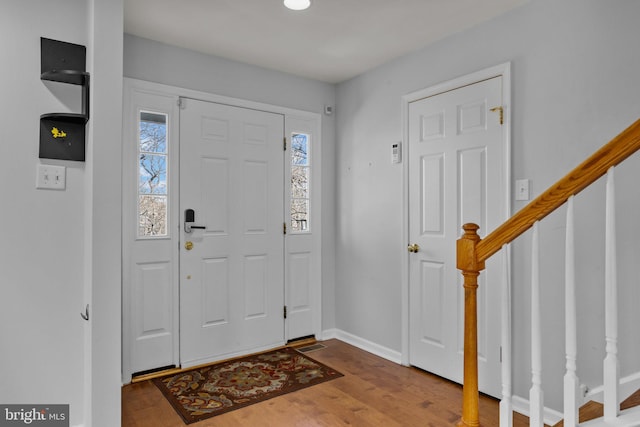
[553,400,603,427]
[552,388,640,427]
[620,388,640,411]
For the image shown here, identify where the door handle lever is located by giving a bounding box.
[185,224,206,233]
[184,209,206,233]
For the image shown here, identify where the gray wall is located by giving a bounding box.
[335,0,640,410]
[123,34,338,331]
[0,1,123,426]
[0,2,88,425]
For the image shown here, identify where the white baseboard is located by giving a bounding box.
[512,395,563,426]
[320,330,563,424]
[321,328,402,365]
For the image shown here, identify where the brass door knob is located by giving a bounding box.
[185,241,194,251]
[407,243,420,253]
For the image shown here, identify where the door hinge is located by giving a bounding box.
[283,222,287,235]
[283,305,287,319]
[284,137,287,151]
[490,106,504,125]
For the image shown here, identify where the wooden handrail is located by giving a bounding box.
[457,118,640,427]
[477,118,640,263]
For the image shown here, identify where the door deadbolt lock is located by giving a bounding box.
[407,243,420,253]
[185,241,194,251]
[184,209,206,233]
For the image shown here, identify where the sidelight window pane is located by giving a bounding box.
[291,166,309,199]
[140,112,167,153]
[138,195,167,236]
[291,133,308,166]
[290,133,310,233]
[138,111,168,237]
[139,154,167,194]
[291,198,309,232]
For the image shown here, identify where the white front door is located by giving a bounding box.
[408,76,506,398]
[179,98,285,367]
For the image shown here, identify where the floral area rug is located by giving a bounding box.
[153,347,343,424]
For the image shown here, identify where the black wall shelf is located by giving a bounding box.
[39,38,90,161]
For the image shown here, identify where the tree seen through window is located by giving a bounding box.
[291,133,310,232]
[138,112,168,237]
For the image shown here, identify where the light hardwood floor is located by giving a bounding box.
[122,339,532,426]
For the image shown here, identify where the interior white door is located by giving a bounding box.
[408,76,505,398]
[179,98,285,367]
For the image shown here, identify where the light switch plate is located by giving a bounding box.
[36,164,66,190]
[515,179,530,201]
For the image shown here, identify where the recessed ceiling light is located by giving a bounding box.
[284,0,311,11]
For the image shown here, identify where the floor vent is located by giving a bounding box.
[296,343,326,353]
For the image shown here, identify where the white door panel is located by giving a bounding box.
[286,247,313,338]
[123,88,180,379]
[284,117,321,341]
[179,98,285,366]
[130,258,174,372]
[408,76,505,398]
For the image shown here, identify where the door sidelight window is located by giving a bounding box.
[290,133,310,232]
[138,111,169,237]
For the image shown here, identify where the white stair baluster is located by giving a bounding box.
[530,221,544,427]
[564,196,579,427]
[500,244,513,427]
[604,166,620,422]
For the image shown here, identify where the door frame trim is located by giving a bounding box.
[400,62,512,366]
[122,78,323,382]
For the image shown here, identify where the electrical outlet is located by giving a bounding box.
[36,164,66,190]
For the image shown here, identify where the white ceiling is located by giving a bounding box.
[124,0,528,84]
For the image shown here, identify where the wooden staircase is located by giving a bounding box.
[552,389,640,427]
[455,118,640,427]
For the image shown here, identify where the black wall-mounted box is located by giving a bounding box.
[39,37,90,161]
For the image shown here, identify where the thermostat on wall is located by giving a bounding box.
[392,142,402,164]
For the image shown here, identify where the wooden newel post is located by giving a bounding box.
[457,223,485,427]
